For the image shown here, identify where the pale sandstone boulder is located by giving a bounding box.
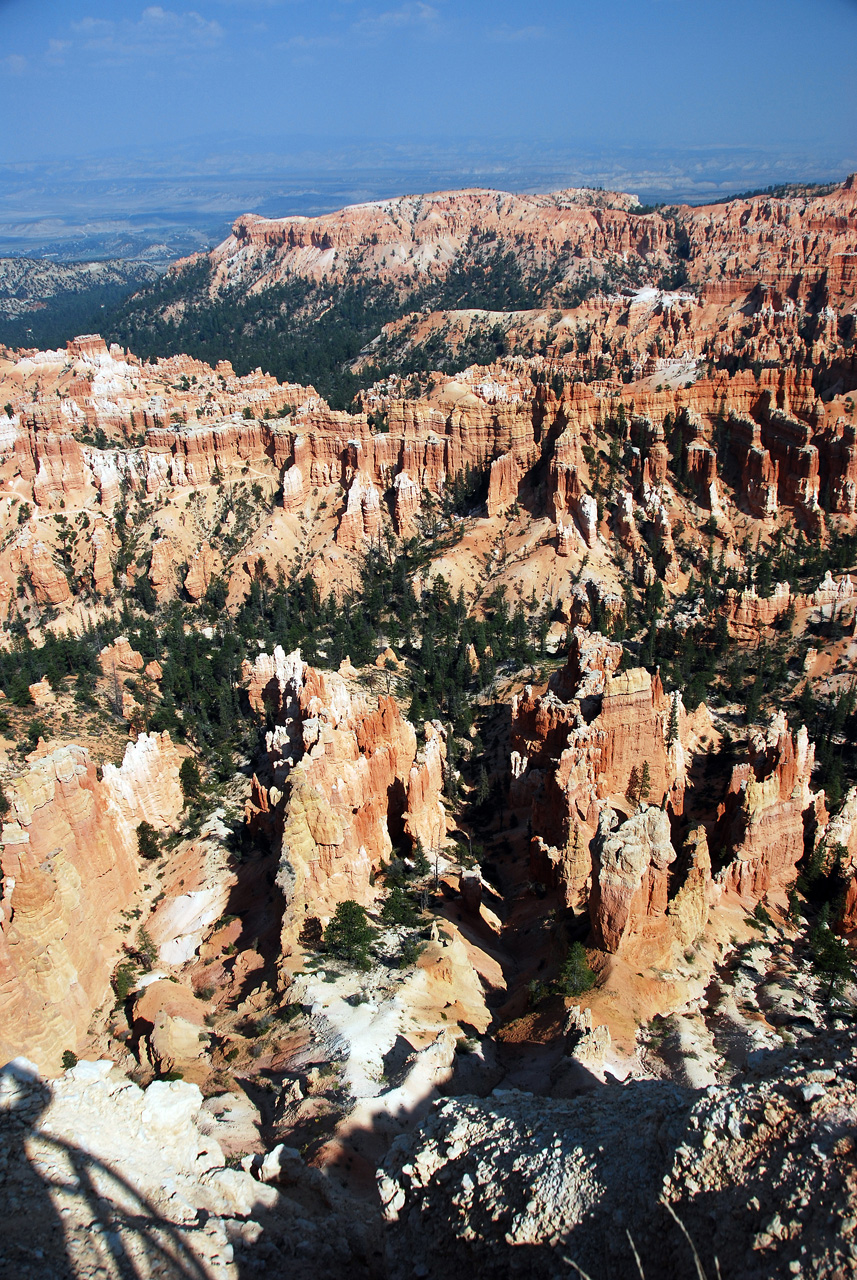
[99,635,144,675]
[133,980,210,1081]
[28,677,55,707]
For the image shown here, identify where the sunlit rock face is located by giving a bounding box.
[715,714,823,903]
[242,648,446,953]
[512,624,824,957]
[0,733,182,1072]
[511,627,689,909]
[589,804,677,952]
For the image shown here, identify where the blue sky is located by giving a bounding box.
[1,0,855,161]
[0,0,855,232]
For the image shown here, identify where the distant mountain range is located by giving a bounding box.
[2,138,853,263]
[98,176,857,407]
[0,258,158,351]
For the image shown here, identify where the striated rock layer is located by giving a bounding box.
[1,319,855,624]
[198,180,857,316]
[0,733,183,1072]
[0,329,855,632]
[512,628,822,956]
[242,647,446,955]
[714,712,824,902]
[510,627,691,909]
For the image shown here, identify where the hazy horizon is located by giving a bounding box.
[1,137,854,264]
[1,0,855,261]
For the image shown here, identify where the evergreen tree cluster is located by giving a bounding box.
[144,606,244,763]
[0,276,154,353]
[97,240,576,408]
[230,546,547,739]
[104,262,400,409]
[795,684,857,808]
[0,628,105,706]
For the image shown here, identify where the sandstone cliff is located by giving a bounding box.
[0,733,182,1072]
[1,325,854,634]
[589,804,677,952]
[715,713,823,903]
[512,627,825,962]
[190,180,857,328]
[511,628,689,908]
[242,648,446,954]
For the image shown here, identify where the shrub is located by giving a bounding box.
[179,757,202,803]
[113,960,138,1003]
[753,902,774,928]
[323,900,375,970]
[558,942,597,996]
[811,906,854,1000]
[61,1050,78,1070]
[276,1003,305,1022]
[136,820,160,861]
[381,886,419,927]
[398,934,424,969]
[411,838,430,877]
[136,926,158,970]
[527,978,549,1008]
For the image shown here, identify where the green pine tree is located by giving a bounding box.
[558,943,597,997]
[381,886,419,927]
[476,765,492,806]
[811,911,854,1000]
[179,757,202,803]
[412,839,430,877]
[625,765,640,807]
[324,900,376,970]
[136,820,160,861]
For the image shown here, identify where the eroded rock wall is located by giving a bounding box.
[513,628,822,954]
[511,628,687,908]
[715,714,822,903]
[0,733,182,1071]
[243,649,446,953]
